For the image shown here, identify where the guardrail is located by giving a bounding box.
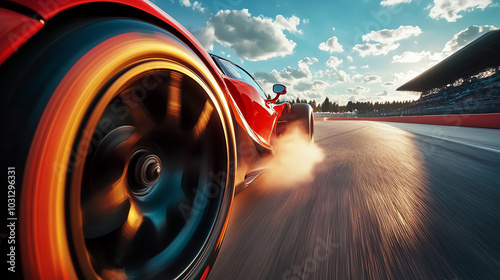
[314,113,500,129]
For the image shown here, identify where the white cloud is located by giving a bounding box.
[391,25,497,65]
[194,9,300,61]
[382,82,395,87]
[305,92,324,99]
[294,80,329,91]
[321,68,351,83]
[380,0,412,6]
[429,0,493,22]
[347,86,370,95]
[326,56,343,69]
[281,65,313,80]
[330,70,351,83]
[275,15,303,34]
[349,66,356,70]
[442,25,497,54]
[393,70,421,83]
[353,43,400,57]
[253,71,280,84]
[347,56,353,62]
[319,36,344,53]
[192,1,204,12]
[352,73,364,80]
[362,26,422,44]
[179,0,205,12]
[253,58,324,98]
[377,90,389,96]
[391,50,442,63]
[353,26,421,57]
[363,75,382,83]
[361,65,369,69]
[298,57,318,68]
[393,51,429,63]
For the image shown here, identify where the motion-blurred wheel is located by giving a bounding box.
[279,103,314,142]
[1,18,235,279]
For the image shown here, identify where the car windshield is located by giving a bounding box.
[212,55,269,100]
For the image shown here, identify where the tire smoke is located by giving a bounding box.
[261,122,324,188]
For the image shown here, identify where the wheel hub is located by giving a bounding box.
[129,149,162,196]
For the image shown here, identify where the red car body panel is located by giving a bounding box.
[0,7,43,65]
[272,102,290,122]
[223,77,278,143]
[8,0,160,20]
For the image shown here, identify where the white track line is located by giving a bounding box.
[375,124,500,154]
[422,134,500,154]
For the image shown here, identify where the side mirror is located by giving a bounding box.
[268,84,286,103]
[273,84,287,95]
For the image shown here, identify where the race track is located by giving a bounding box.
[208,121,500,280]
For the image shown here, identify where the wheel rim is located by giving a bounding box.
[68,61,229,278]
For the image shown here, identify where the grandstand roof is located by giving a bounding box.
[397,30,500,92]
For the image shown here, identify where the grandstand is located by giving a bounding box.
[396,30,500,116]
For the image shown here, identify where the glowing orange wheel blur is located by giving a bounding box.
[15,19,235,279]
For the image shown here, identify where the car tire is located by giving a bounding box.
[0,18,235,280]
[285,103,314,142]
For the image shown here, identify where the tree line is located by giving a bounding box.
[282,97,414,113]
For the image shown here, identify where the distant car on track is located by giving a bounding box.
[0,1,313,279]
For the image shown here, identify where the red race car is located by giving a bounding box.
[0,1,313,279]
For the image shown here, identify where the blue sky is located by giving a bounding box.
[152,0,500,105]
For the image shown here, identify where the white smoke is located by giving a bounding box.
[260,123,324,188]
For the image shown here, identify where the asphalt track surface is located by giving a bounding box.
[208,121,500,280]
